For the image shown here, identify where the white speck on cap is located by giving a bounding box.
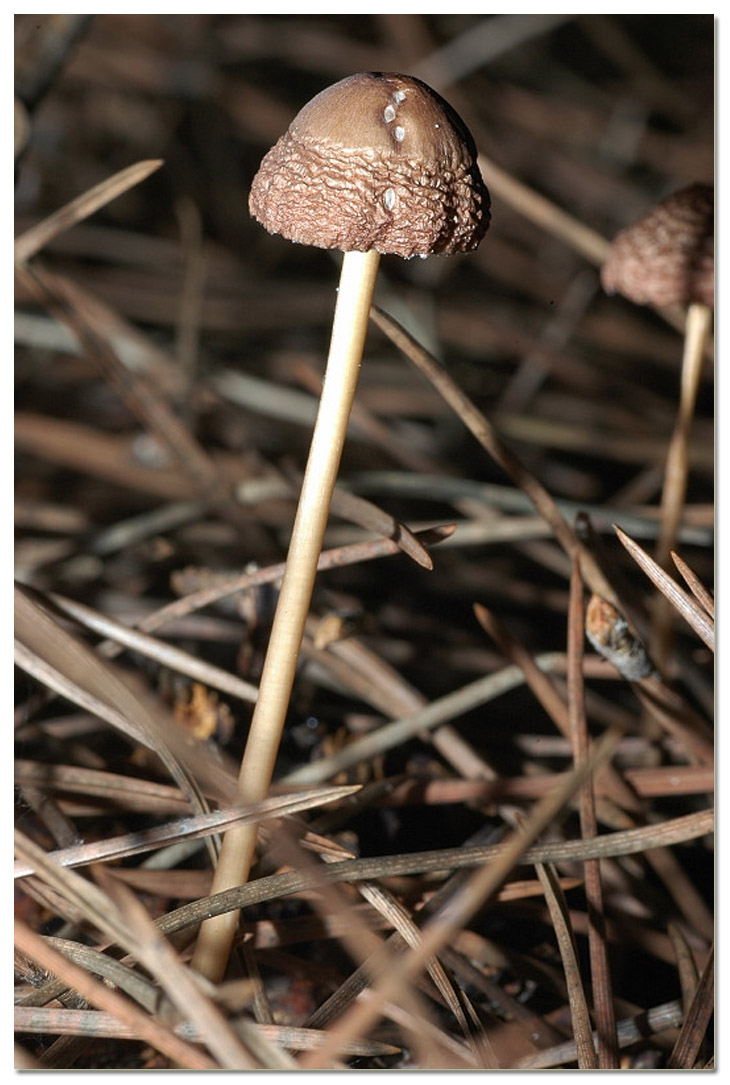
[248,71,491,257]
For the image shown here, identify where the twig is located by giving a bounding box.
[667,945,714,1069]
[671,551,714,618]
[14,160,163,263]
[14,920,216,1070]
[568,558,619,1067]
[370,305,619,604]
[14,785,360,878]
[534,861,597,1068]
[296,726,623,1068]
[155,808,713,940]
[615,525,714,651]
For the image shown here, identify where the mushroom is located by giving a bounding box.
[601,183,714,667]
[601,182,713,309]
[248,71,489,258]
[192,72,490,982]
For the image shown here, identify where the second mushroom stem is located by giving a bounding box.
[651,300,712,670]
[655,301,712,569]
[192,248,381,983]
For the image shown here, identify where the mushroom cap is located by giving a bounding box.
[601,183,714,309]
[249,72,490,258]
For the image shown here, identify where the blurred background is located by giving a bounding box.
[15,14,715,1069]
[15,11,715,685]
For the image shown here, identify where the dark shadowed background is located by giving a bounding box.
[15,14,714,1071]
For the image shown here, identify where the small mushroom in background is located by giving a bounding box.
[601,183,714,309]
[193,72,490,983]
[600,183,714,670]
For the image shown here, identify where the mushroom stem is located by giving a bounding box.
[651,300,712,669]
[191,247,381,983]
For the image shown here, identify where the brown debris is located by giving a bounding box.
[15,14,714,1072]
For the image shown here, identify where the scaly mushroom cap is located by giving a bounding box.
[601,183,714,308]
[249,72,490,258]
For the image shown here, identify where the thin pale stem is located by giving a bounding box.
[652,301,712,669]
[656,302,712,569]
[191,248,381,983]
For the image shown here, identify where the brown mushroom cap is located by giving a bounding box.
[601,183,714,309]
[249,72,490,259]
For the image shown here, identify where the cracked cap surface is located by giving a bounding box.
[249,72,490,258]
[601,183,714,309]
